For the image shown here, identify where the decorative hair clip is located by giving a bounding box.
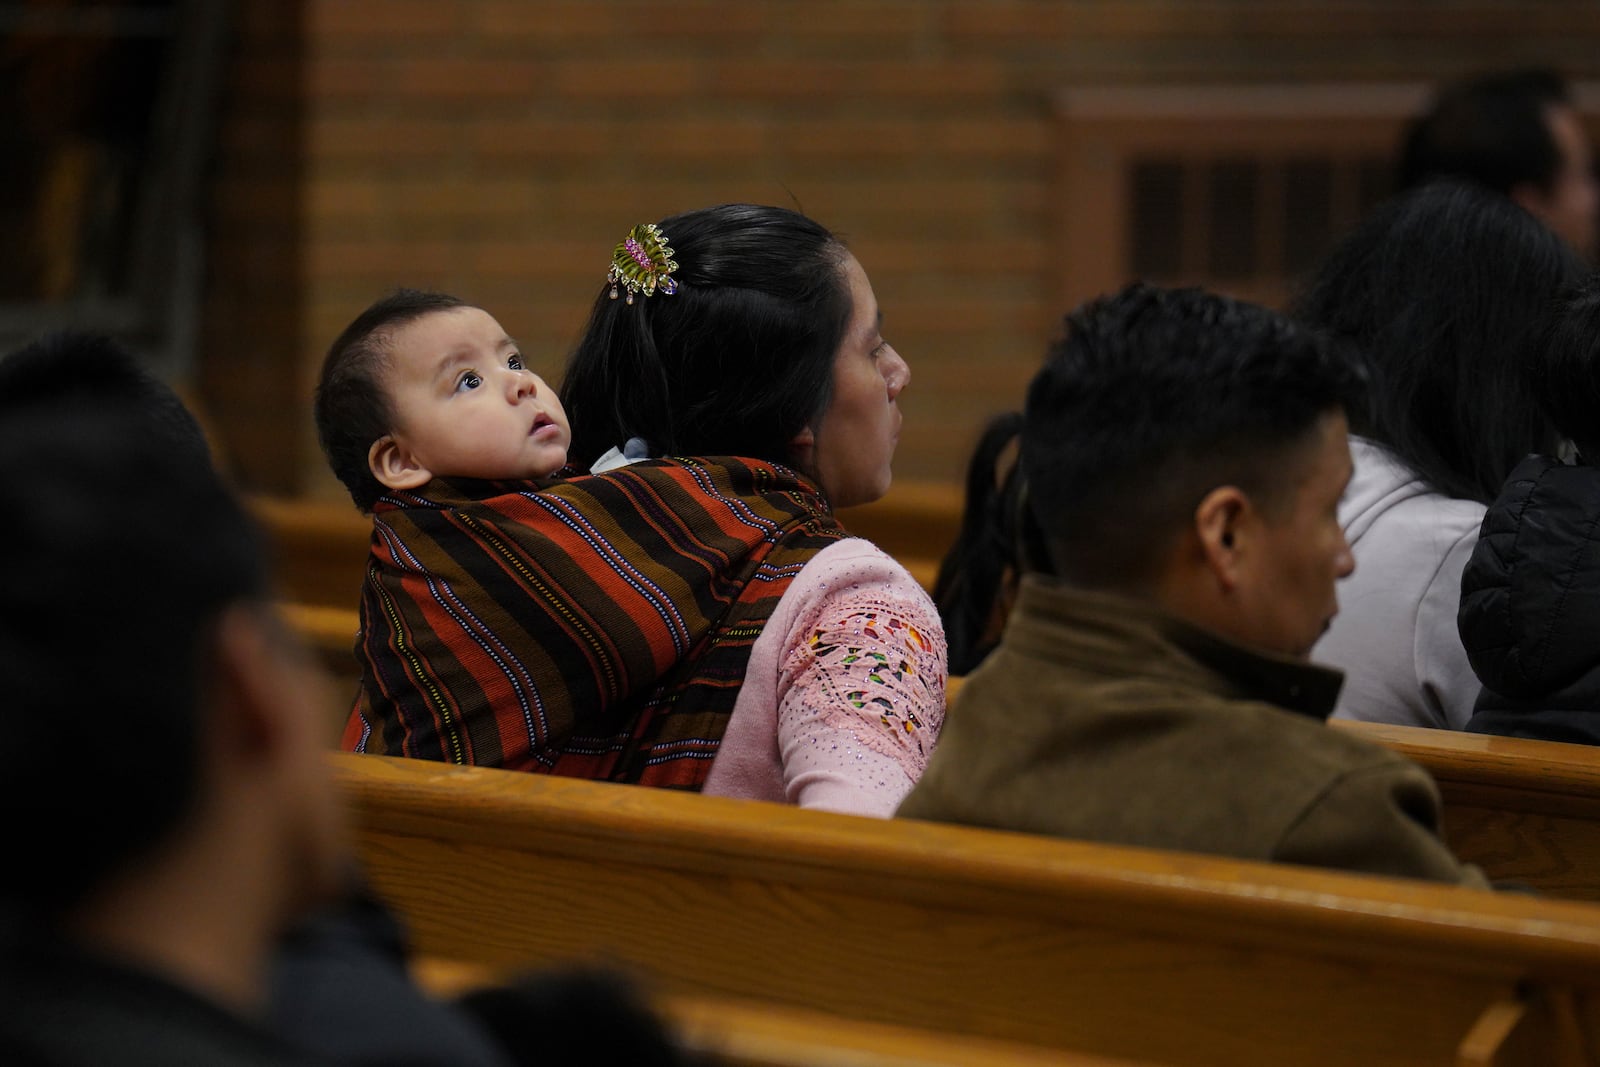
[607,223,680,304]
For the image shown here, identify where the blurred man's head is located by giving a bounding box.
[1399,68,1598,260]
[1022,283,1366,658]
[0,332,345,1006]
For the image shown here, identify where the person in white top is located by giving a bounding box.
[1293,179,1585,729]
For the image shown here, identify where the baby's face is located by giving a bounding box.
[372,307,570,488]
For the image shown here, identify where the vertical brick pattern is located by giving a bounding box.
[202,0,1600,498]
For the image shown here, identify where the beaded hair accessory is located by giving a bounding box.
[607,223,680,304]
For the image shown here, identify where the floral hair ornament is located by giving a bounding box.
[607,222,680,304]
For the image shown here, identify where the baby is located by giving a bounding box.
[315,288,570,512]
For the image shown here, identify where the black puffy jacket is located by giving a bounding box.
[1458,453,1600,745]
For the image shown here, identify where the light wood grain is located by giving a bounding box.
[336,752,1600,1067]
[289,588,1600,906]
[410,956,1152,1066]
[1338,721,1600,903]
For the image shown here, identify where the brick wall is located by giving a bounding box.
[199,1,306,493]
[198,0,1600,500]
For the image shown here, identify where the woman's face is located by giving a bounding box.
[795,253,910,509]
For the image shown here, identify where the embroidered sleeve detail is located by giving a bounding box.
[784,592,949,773]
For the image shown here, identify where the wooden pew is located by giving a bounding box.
[415,958,1148,1067]
[656,993,1153,1067]
[282,601,358,674]
[251,495,371,609]
[281,601,361,729]
[296,617,1600,905]
[336,751,1600,1067]
[250,484,958,610]
[1338,720,1600,905]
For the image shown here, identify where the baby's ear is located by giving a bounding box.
[368,435,432,491]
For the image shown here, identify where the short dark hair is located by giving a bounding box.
[0,330,213,469]
[1022,283,1365,588]
[559,203,848,472]
[314,288,472,511]
[0,369,268,914]
[1398,68,1574,196]
[1527,272,1600,461]
[1293,179,1584,503]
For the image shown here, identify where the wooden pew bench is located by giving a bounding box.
[335,751,1600,1067]
[252,495,371,610]
[297,619,1600,906]
[654,993,1154,1067]
[1338,720,1600,904]
[414,958,1150,1067]
[280,602,361,726]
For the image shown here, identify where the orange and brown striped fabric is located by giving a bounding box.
[341,457,845,788]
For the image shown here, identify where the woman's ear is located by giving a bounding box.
[368,435,432,492]
[1193,485,1250,593]
[787,424,817,469]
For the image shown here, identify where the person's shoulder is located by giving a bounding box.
[1305,715,1435,786]
[1511,454,1600,511]
[1207,693,1418,779]
[777,540,945,655]
[1475,453,1597,554]
[795,538,932,599]
[808,535,892,565]
[1352,483,1485,551]
[1345,437,1485,536]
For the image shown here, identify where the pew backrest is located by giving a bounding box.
[252,495,371,609]
[337,751,1600,1067]
[298,628,1600,909]
[1338,719,1600,903]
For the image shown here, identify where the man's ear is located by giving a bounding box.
[368,435,432,492]
[1193,485,1250,593]
[1509,180,1555,228]
[206,603,289,761]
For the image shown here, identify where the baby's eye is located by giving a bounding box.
[507,352,524,371]
[456,371,483,392]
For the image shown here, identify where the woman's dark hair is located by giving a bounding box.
[560,204,850,471]
[932,411,1049,676]
[1293,179,1584,503]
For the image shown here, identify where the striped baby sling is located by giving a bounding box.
[341,456,845,788]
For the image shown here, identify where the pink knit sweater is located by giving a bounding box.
[701,538,948,817]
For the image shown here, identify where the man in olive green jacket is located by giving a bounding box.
[900,284,1487,888]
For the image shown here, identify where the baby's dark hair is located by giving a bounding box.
[314,288,471,511]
